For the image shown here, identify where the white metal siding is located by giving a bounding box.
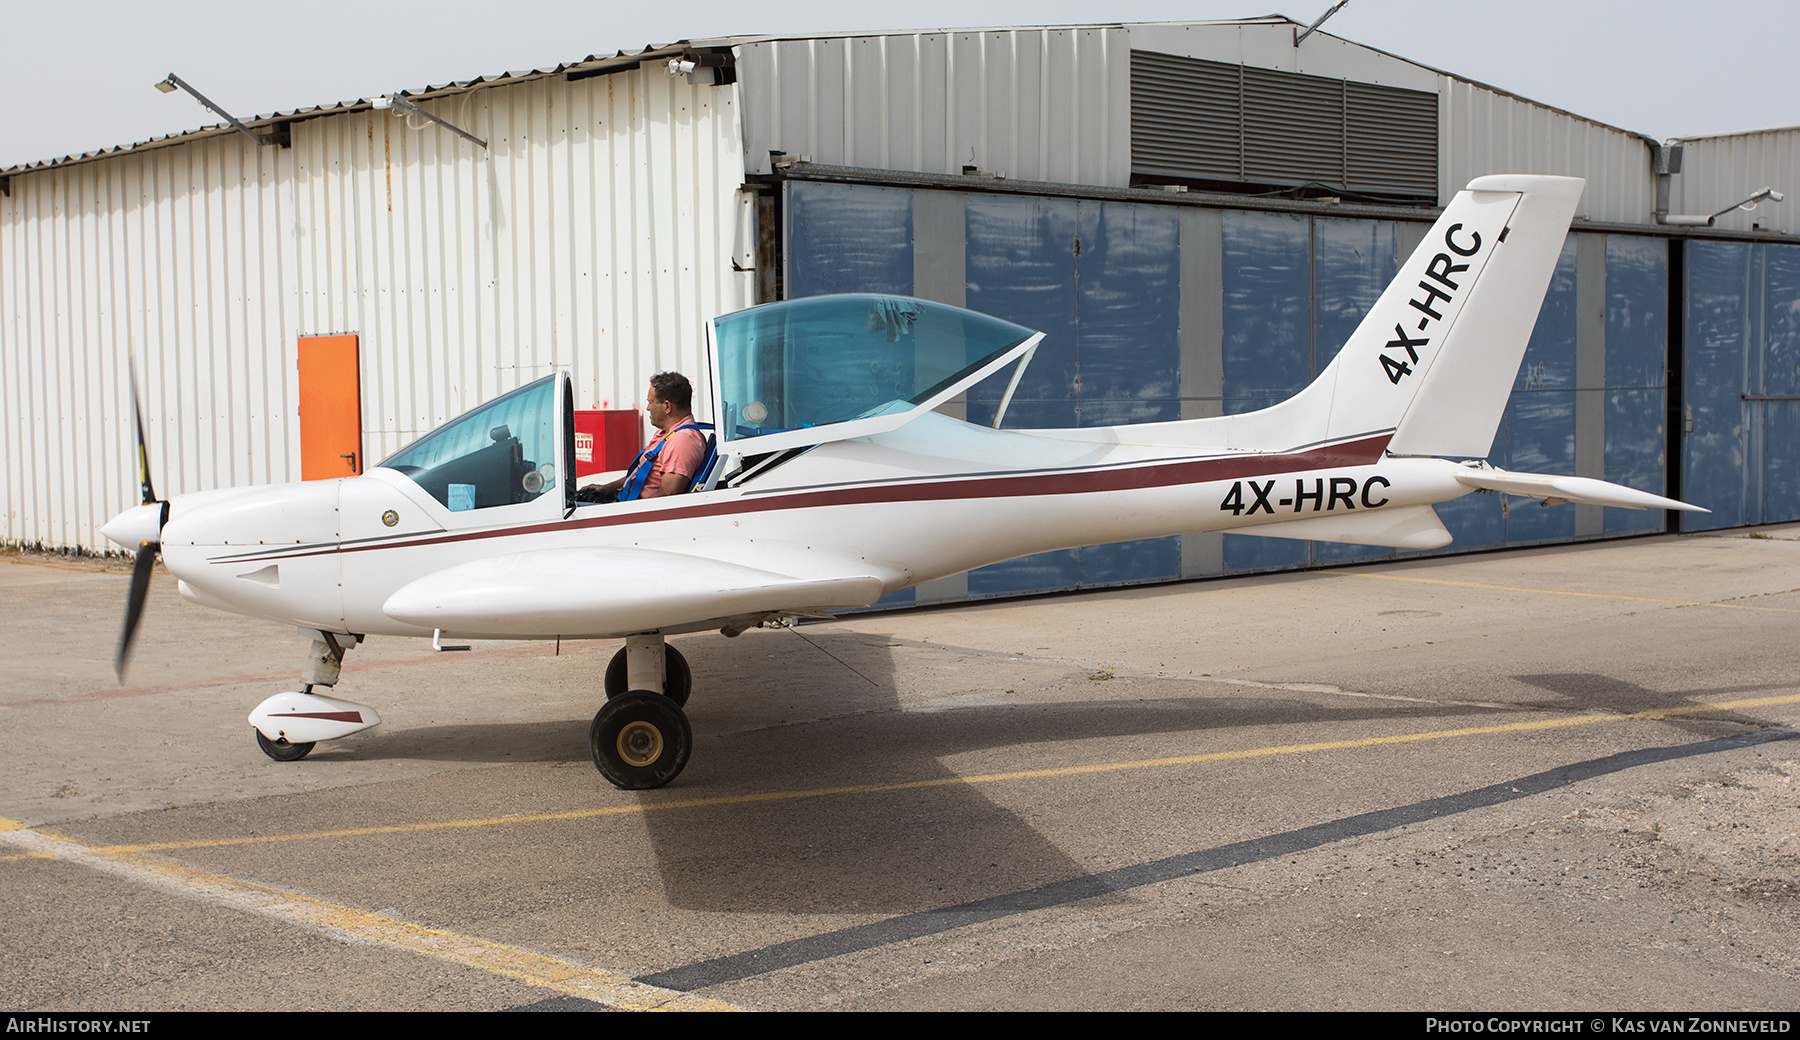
[1,66,746,552]
[737,29,1131,186]
[1,138,297,552]
[1439,75,1654,224]
[1671,127,1800,235]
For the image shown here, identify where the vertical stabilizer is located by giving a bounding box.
[1386,176,1586,456]
[1222,176,1584,458]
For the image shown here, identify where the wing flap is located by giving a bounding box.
[383,547,885,638]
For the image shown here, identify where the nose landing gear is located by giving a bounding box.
[248,632,380,762]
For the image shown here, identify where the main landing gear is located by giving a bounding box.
[590,633,693,789]
[245,629,696,789]
[247,631,382,762]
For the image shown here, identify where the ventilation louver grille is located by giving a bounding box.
[1130,51,1438,200]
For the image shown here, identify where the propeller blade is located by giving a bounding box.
[129,354,157,506]
[117,357,170,684]
[116,541,159,683]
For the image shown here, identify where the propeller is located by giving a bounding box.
[112,357,168,682]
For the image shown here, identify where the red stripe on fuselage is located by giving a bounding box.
[230,434,1391,563]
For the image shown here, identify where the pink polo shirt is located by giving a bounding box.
[640,421,708,495]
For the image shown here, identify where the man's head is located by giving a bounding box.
[646,371,693,429]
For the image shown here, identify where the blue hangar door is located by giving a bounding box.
[784,180,1182,605]
[781,179,1678,607]
[1681,240,1800,531]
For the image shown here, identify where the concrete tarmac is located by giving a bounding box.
[3,527,1798,1011]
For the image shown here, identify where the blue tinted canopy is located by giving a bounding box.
[708,295,1041,453]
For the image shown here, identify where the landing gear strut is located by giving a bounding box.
[248,631,381,762]
[603,643,691,706]
[591,633,693,789]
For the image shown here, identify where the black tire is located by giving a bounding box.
[590,691,692,790]
[603,644,691,707]
[255,728,315,762]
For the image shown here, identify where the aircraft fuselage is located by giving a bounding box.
[154,412,1468,640]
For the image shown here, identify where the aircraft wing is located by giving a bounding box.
[382,547,886,639]
[1452,468,1707,512]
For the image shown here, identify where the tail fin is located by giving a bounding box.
[1385,176,1585,456]
[1229,175,1584,457]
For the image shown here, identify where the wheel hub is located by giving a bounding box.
[616,721,664,767]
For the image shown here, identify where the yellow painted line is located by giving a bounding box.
[0,825,742,1012]
[1330,570,1800,612]
[91,692,1800,856]
[0,818,43,859]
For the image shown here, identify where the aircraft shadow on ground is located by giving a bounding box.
[1512,672,1789,730]
[610,630,1518,916]
[632,699,1520,915]
[300,637,1783,918]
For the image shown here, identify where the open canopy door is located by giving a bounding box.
[706,295,1044,457]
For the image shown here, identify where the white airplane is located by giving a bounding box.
[102,174,1702,789]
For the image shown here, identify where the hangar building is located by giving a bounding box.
[3,16,1796,608]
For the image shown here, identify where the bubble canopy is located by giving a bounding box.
[377,374,568,514]
[707,294,1043,454]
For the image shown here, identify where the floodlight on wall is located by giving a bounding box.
[154,73,282,147]
[373,94,487,150]
[1660,186,1786,227]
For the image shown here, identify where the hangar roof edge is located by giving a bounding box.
[0,16,1698,179]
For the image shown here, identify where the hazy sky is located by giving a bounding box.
[3,0,1795,170]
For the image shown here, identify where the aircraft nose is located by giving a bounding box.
[101,502,165,548]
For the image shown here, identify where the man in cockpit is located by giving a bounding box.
[577,372,709,503]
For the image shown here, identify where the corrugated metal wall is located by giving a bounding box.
[1670,127,1799,235]
[1,64,747,552]
[737,28,1132,186]
[7,20,1794,558]
[1,136,298,551]
[1438,75,1654,224]
[769,20,1657,218]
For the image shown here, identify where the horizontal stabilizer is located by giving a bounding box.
[1230,504,1453,550]
[384,547,885,639]
[1452,469,1707,512]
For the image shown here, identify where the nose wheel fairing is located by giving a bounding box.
[248,632,380,761]
[249,690,383,747]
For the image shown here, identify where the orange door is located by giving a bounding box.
[298,335,364,480]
